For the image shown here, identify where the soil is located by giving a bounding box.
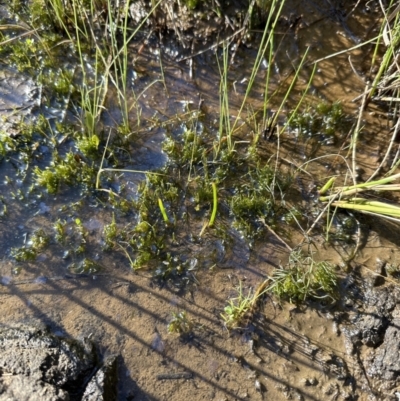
[3,244,400,400]
[1,0,400,400]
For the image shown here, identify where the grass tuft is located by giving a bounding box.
[269,250,338,304]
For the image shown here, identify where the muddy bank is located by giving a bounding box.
[4,262,400,400]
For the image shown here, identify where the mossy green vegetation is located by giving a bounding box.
[10,229,50,262]
[288,101,346,144]
[33,151,97,194]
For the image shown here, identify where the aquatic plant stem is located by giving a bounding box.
[96,129,112,191]
[351,83,369,178]
[158,198,169,223]
[319,177,336,195]
[231,0,286,135]
[319,172,400,201]
[217,44,232,153]
[209,182,218,227]
[311,35,381,65]
[332,198,400,217]
[199,182,218,236]
[96,130,163,193]
[367,115,400,182]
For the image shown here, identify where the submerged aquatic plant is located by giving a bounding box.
[53,219,67,243]
[10,229,50,262]
[288,101,345,144]
[34,151,96,194]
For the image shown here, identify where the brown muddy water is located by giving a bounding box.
[1,1,400,400]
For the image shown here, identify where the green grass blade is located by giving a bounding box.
[331,198,400,217]
[209,182,218,227]
[158,198,169,223]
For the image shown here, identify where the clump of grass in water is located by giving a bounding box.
[230,163,293,239]
[269,250,338,304]
[91,0,306,260]
[366,2,400,103]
